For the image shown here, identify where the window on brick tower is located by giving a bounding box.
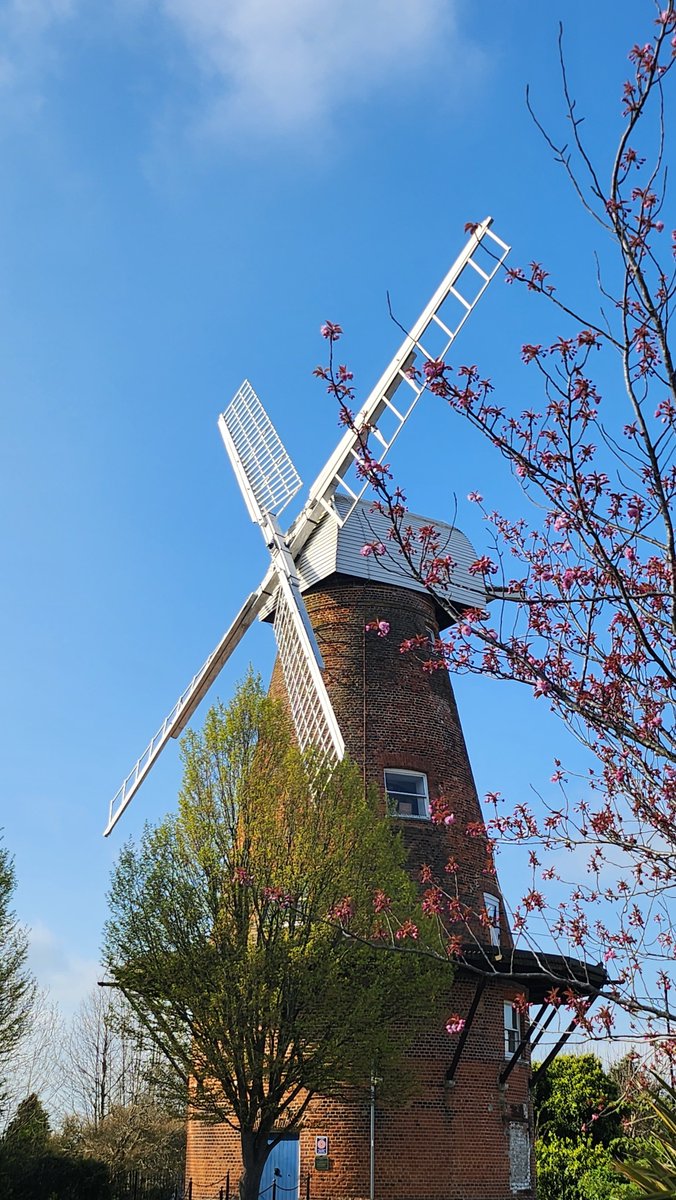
[384,769,429,818]
[483,892,501,947]
[504,1002,521,1059]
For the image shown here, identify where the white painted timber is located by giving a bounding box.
[220,381,345,763]
[219,380,302,523]
[273,585,345,762]
[259,498,486,621]
[105,221,504,834]
[286,217,509,556]
[104,590,266,837]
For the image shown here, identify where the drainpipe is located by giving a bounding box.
[370,1068,381,1200]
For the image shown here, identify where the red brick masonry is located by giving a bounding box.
[186,577,535,1200]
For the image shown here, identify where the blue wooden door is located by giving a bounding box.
[259,1134,300,1200]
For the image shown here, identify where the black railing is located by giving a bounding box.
[110,1168,185,1200]
[183,1174,311,1200]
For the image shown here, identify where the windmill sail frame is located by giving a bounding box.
[104,218,509,836]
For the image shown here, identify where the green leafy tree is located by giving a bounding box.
[534,1054,626,1147]
[0,838,35,1119]
[533,1055,637,1200]
[615,1076,676,1199]
[57,1097,185,1176]
[2,1092,50,1160]
[536,1136,635,1200]
[104,675,447,1200]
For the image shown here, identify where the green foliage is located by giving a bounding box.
[57,1098,185,1176]
[3,1151,111,1200]
[0,836,35,1115]
[536,1135,636,1200]
[615,1077,676,1199]
[533,1055,640,1200]
[533,1054,626,1148]
[104,675,447,1196]
[3,1092,51,1158]
[0,1092,110,1200]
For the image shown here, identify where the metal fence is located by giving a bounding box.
[110,1168,185,1200]
[183,1174,312,1200]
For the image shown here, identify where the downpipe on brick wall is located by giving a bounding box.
[370,1068,382,1200]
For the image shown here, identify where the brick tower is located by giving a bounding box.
[185,504,542,1200]
[183,493,606,1199]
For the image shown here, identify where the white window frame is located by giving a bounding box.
[504,1001,521,1059]
[483,892,501,947]
[384,769,430,819]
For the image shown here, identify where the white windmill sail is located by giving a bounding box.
[219,379,303,523]
[219,382,345,762]
[288,217,510,556]
[104,218,508,835]
[104,591,265,837]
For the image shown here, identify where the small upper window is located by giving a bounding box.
[384,769,429,819]
[504,1001,521,1059]
[483,893,501,947]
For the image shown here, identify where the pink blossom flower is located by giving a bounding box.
[467,491,483,503]
[263,886,292,908]
[321,321,342,341]
[365,619,390,637]
[445,1015,466,1035]
[468,555,498,576]
[233,866,253,886]
[395,919,419,941]
[329,897,354,924]
[373,890,392,913]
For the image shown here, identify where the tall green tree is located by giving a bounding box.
[0,836,35,1119]
[615,1076,676,1199]
[533,1055,635,1200]
[2,1093,50,1160]
[533,1055,626,1147]
[104,675,446,1200]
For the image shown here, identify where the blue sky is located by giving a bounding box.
[0,0,651,1017]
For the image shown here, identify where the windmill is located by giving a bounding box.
[104,217,509,837]
[107,218,607,1200]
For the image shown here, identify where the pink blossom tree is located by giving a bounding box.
[316,2,676,1056]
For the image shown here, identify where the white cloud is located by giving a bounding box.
[28,921,101,1017]
[0,0,477,149]
[157,0,466,139]
[0,0,77,117]
[6,0,75,35]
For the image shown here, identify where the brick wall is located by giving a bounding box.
[185,576,535,1200]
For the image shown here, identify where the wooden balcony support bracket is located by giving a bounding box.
[445,978,486,1086]
[498,1002,548,1088]
[533,990,602,1080]
[527,1004,560,1059]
